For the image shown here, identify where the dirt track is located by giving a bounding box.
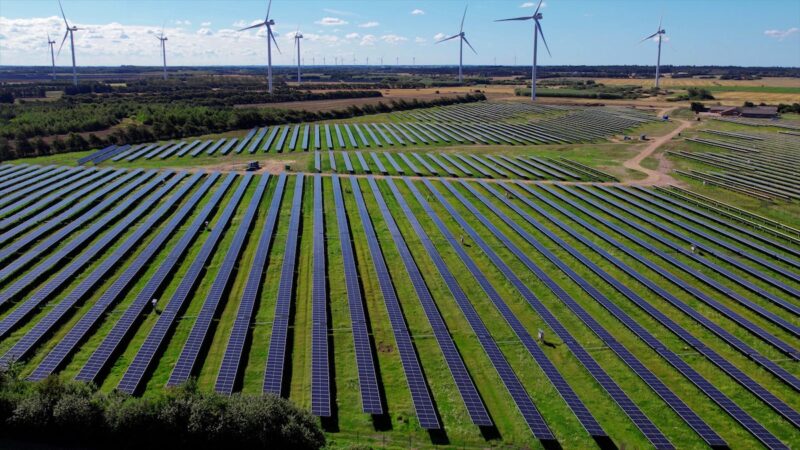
[620,107,693,186]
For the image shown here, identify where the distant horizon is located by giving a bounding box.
[2,64,798,69]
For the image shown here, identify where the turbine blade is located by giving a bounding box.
[462,35,477,54]
[534,0,544,16]
[266,0,272,21]
[270,29,281,54]
[58,0,69,27]
[639,31,659,43]
[536,20,551,57]
[460,5,468,33]
[436,34,461,43]
[495,16,533,22]
[57,30,68,56]
[238,21,266,32]
[658,14,663,32]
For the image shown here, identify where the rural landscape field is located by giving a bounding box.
[0,0,798,449]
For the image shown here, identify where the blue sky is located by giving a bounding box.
[1,0,798,67]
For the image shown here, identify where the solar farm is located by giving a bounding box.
[1,101,799,449]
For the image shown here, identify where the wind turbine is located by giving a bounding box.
[640,17,666,89]
[156,25,168,80]
[47,34,57,81]
[293,27,303,83]
[496,0,551,101]
[436,5,476,83]
[239,0,281,94]
[57,0,81,87]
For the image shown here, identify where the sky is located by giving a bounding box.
[0,0,798,67]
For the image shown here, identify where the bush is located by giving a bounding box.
[0,372,325,450]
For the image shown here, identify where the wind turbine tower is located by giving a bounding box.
[496,0,551,101]
[640,18,667,89]
[156,26,168,80]
[293,28,303,83]
[57,0,81,87]
[436,5,477,83]
[47,34,57,81]
[239,0,281,94]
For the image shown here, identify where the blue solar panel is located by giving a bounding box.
[363,124,382,147]
[354,151,370,173]
[470,154,507,178]
[188,140,214,157]
[301,125,310,151]
[125,143,157,161]
[262,127,280,152]
[234,128,259,154]
[389,178,575,437]
[334,124,345,149]
[343,124,358,149]
[389,124,415,145]
[398,123,427,144]
[168,174,270,386]
[328,151,337,172]
[219,138,239,155]
[324,124,333,150]
[485,155,528,179]
[314,125,321,150]
[78,145,117,165]
[216,174,287,394]
[274,126,290,152]
[366,176,491,427]
[348,176,439,429]
[422,179,675,448]
[371,124,393,146]
[0,170,148,266]
[158,141,186,159]
[454,154,491,178]
[397,153,421,175]
[369,153,388,175]
[116,174,251,394]
[380,124,404,145]
[205,138,226,155]
[438,153,472,177]
[0,165,54,191]
[468,180,782,449]
[289,125,302,151]
[342,151,355,173]
[143,141,174,159]
[10,173,204,378]
[330,175,383,414]
[263,174,305,395]
[352,124,370,147]
[382,152,403,174]
[72,173,230,382]
[310,174,331,416]
[498,156,543,178]
[520,183,800,423]
[0,167,72,206]
[248,128,269,153]
[425,154,457,177]
[314,151,321,173]
[410,153,437,175]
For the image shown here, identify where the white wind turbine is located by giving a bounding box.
[436,5,476,83]
[293,27,303,83]
[47,34,57,81]
[239,0,281,94]
[57,0,81,87]
[156,25,168,80]
[496,0,551,101]
[640,17,666,89]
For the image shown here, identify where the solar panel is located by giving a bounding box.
[343,124,358,149]
[328,151,337,172]
[116,174,251,394]
[144,141,174,159]
[397,153,422,175]
[125,143,157,161]
[75,176,235,387]
[10,173,203,378]
[348,176,440,430]
[330,175,383,414]
[389,123,415,145]
[363,124,382,147]
[0,165,54,191]
[382,152,403,174]
[288,125,301,151]
[0,171,174,304]
[205,138,226,155]
[455,154,491,178]
[263,174,305,395]
[410,153,437,175]
[274,126,290,152]
[470,154,507,177]
[438,153,472,177]
[0,167,73,207]
[90,145,133,164]
[334,124,345,148]
[219,138,239,155]
[426,179,699,449]
[324,124,333,150]
[561,185,800,368]
[342,151,355,173]
[314,125,321,150]
[248,127,269,153]
[389,179,573,438]
[498,155,543,178]
[370,152,388,175]
[0,170,148,265]
[78,145,117,165]
[425,154,457,177]
[485,155,529,179]
[354,151,370,173]
[314,151,321,173]
[381,124,404,145]
[468,180,782,449]
[234,128,259,154]
[366,176,491,427]
[352,124,370,147]
[215,174,287,394]
[168,174,270,386]
[188,140,214,157]
[301,125,310,151]
[397,123,427,144]
[310,174,331,416]
[370,123,392,146]
[523,183,800,420]
[262,127,280,152]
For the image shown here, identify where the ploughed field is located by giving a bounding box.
[0,162,798,449]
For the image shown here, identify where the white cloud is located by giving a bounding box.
[381,34,407,45]
[415,36,426,44]
[197,28,213,36]
[345,32,360,39]
[232,20,247,28]
[764,27,799,41]
[315,17,348,26]
[174,20,191,26]
[521,1,546,7]
[411,9,425,15]
[358,21,379,28]
[360,34,376,46]
[201,22,211,27]
[433,32,447,41]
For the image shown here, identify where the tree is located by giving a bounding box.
[690,102,706,114]
[0,91,14,104]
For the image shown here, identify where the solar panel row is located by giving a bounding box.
[117,173,252,394]
[366,176,491,427]
[311,174,331,417]
[471,181,785,449]
[263,174,305,395]
[424,179,675,449]
[168,174,271,386]
[73,172,228,384]
[215,174,288,394]
[348,176,440,430]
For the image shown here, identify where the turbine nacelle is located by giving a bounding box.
[534,12,543,20]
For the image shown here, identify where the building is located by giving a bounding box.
[739,106,779,118]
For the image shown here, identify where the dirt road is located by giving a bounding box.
[621,107,693,186]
